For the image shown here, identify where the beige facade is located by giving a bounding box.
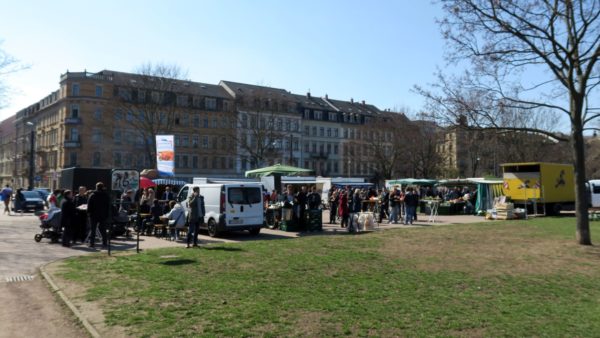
[3,69,409,189]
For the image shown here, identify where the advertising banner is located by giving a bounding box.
[156,135,175,177]
[111,169,140,193]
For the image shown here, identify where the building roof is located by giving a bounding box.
[323,97,382,116]
[219,81,294,100]
[102,70,233,99]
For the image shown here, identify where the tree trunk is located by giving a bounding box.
[572,105,592,245]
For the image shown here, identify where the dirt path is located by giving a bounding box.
[0,274,87,338]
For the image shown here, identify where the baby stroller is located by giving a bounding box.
[111,206,132,238]
[35,209,62,243]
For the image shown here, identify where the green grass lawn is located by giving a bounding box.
[58,218,600,337]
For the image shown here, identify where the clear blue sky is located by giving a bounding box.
[0,0,446,121]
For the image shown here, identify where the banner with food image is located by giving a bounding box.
[156,135,175,177]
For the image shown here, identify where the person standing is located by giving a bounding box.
[388,187,400,224]
[338,188,349,228]
[379,187,389,222]
[349,188,362,232]
[162,186,174,201]
[1,184,12,215]
[186,186,205,248]
[328,188,338,224]
[404,187,419,225]
[87,182,110,248]
[307,186,321,210]
[60,190,76,247]
[74,186,88,243]
[295,186,308,228]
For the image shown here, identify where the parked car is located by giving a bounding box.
[34,188,50,206]
[13,191,45,212]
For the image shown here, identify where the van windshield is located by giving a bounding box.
[228,187,261,204]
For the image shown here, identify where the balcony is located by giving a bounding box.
[64,137,81,148]
[65,117,82,124]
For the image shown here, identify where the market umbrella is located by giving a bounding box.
[140,176,157,189]
[244,163,314,178]
[152,178,188,186]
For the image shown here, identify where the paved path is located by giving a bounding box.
[0,208,486,337]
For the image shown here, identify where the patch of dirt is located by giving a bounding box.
[379,225,600,277]
[45,261,130,338]
[0,274,86,338]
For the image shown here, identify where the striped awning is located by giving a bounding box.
[152,178,189,186]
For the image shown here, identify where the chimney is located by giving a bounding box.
[307,91,311,99]
[350,98,354,104]
[325,94,328,100]
[362,100,365,105]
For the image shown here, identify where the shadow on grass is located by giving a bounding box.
[202,246,243,252]
[160,259,196,266]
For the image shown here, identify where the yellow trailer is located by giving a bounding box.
[501,162,575,214]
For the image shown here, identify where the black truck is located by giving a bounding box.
[59,167,112,192]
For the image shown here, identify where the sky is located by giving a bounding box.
[0,0,447,121]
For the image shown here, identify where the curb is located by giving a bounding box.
[39,263,101,338]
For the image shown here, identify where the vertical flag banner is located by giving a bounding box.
[156,135,175,177]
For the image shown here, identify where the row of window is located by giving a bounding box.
[174,155,235,170]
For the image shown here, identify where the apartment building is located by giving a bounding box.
[4,69,412,189]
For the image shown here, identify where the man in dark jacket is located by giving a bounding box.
[307,186,321,210]
[403,187,419,225]
[186,186,205,248]
[61,190,76,247]
[87,182,110,248]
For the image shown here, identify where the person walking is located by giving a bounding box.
[87,182,110,248]
[60,190,76,247]
[1,184,12,215]
[186,186,205,248]
[404,187,419,225]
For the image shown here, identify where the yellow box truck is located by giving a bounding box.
[501,162,575,215]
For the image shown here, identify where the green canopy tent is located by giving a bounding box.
[386,178,438,188]
[245,164,314,192]
[436,178,503,214]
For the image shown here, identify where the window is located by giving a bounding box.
[71,83,80,96]
[192,136,199,147]
[320,144,325,153]
[327,128,332,137]
[119,88,132,101]
[126,110,134,121]
[212,118,218,128]
[241,158,247,171]
[212,136,218,149]
[94,108,102,120]
[276,119,282,130]
[334,128,339,138]
[193,114,200,128]
[223,100,230,111]
[285,119,291,131]
[304,126,310,136]
[174,135,180,146]
[113,152,121,167]
[212,157,218,169]
[221,157,226,169]
[329,112,337,121]
[312,126,317,136]
[182,155,189,168]
[137,90,146,103]
[70,128,79,141]
[334,144,338,154]
[192,156,199,169]
[312,143,317,153]
[227,187,262,204]
[69,152,77,166]
[92,152,101,166]
[181,135,189,147]
[205,98,217,110]
[320,127,325,137]
[327,143,331,153]
[92,128,102,143]
[292,120,298,131]
[334,162,338,173]
[113,129,122,144]
[293,139,299,150]
[304,109,310,119]
[95,85,103,97]
[202,136,209,148]
[202,157,208,169]
[181,113,189,126]
[151,91,161,103]
[177,95,188,107]
[70,104,79,118]
[203,117,209,128]
[314,110,323,120]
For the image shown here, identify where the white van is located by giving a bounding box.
[177,183,264,237]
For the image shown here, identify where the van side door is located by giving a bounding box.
[591,182,600,208]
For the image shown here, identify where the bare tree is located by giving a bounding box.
[0,41,28,108]
[113,62,189,168]
[416,0,600,245]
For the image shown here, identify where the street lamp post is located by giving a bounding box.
[26,122,35,190]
